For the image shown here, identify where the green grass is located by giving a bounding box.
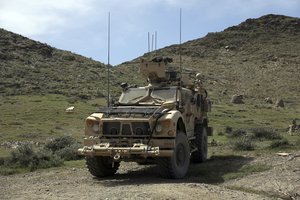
[209,103,300,137]
[1,94,300,180]
[0,94,106,156]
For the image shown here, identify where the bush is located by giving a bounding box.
[250,128,282,140]
[56,143,81,161]
[5,144,35,167]
[4,144,63,170]
[231,136,255,151]
[44,135,81,161]
[270,139,290,149]
[228,129,247,138]
[0,157,4,166]
[224,126,233,134]
[45,136,76,152]
[29,149,63,170]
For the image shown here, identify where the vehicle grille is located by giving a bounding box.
[103,122,150,136]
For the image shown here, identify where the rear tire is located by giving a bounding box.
[191,125,208,163]
[86,156,119,178]
[157,131,190,179]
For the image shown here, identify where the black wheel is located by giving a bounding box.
[86,156,119,178]
[191,125,208,163]
[157,131,190,179]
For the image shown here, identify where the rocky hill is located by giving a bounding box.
[117,14,300,104]
[0,29,115,99]
[1,14,299,103]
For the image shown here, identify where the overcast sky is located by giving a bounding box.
[0,0,299,65]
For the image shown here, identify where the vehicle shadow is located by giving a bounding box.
[94,155,254,187]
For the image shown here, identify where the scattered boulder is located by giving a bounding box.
[264,97,273,104]
[275,99,284,108]
[225,45,230,52]
[65,106,75,113]
[231,94,244,104]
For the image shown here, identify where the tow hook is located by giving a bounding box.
[113,153,121,161]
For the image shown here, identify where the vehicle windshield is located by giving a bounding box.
[118,87,177,105]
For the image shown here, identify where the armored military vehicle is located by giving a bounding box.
[78,57,212,179]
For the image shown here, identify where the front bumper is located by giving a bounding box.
[78,143,173,158]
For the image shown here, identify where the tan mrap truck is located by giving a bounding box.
[78,57,212,179]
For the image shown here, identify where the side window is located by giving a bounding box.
[182,92,193,106]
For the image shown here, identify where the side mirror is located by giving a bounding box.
[120,82,128,91]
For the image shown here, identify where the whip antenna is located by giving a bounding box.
[107,12,111,107]
[179,8,183,108]
[148,32,150,52]
[179,8,182,88]
[155,31,157,50]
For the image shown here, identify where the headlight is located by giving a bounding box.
[92,124,99,132]
[155,120,172,134]
[155,124,163,133]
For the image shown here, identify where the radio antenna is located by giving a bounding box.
[179,8,182,88]
[155,31,157,50]
[107,12,111,107]
[148,32,150,52]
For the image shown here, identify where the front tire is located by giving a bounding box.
[191,125,208,163]
[86,156,119,178]
[157,131,190,179]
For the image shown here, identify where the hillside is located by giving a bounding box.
[117,14,300,104]
[1,14,299,104]
[0,29,116,99]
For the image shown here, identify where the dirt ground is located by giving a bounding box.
[1,151,299,200]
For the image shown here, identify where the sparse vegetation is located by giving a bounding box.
[2,144,63,171]
[0,135,83,175]
[229,129,247,138]
[224,126,233,134]
[189,155,270,183]
[230,136,255,151]
[44,135,82,161]
[269,138,290,149]
[250,127,282,140]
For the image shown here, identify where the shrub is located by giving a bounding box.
[0,157,5,166]
[229,129,247,138]
[28,149,63,171]
[44,135,81,161]
[5,143,35,167]
[231,136,255,151]
[4,144,64,170]
[270,139,290,149]
[224,126,233,134]
[55,143,81,161]
[250,127,282,140]
[45,136,76,152]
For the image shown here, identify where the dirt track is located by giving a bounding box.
[1,151,300,200]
